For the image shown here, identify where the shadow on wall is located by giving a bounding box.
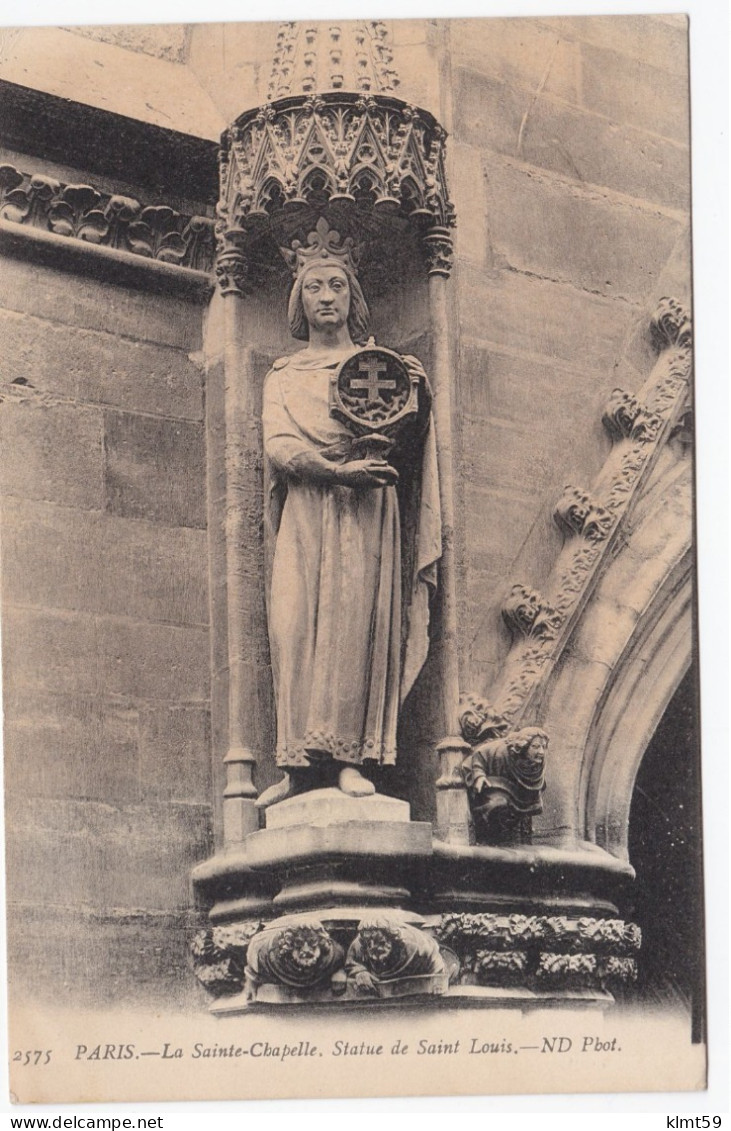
[625,666,705,1041]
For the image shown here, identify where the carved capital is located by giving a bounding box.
[650,297,692,352]
[602,388,662,443]
[215,234,252,297]
[554,485,612,543]
[502,584,561,641]
[422,228,453,277]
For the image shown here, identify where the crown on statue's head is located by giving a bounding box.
[281,216,360,279]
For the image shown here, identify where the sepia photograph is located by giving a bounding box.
[0,4,723,1108]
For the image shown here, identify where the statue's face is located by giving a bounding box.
[289,931,323,969]
[525,735,547,763]
[301,265,350,333]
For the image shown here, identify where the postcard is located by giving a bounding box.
[0,12,707,1104]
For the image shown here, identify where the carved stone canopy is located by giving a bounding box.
[216,92,455,293]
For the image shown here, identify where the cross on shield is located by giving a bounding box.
[330,346,419,439]
[348,356,396,405]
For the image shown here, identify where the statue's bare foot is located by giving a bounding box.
[255,774,293,809]
[338,766,376,796]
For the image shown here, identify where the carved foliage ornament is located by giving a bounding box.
[0,164,215,271]
[602,389,662,444]
[553,486,612,543]
[436,913,640,988]
[502,584,561,642]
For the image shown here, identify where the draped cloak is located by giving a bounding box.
[262,346,442,769]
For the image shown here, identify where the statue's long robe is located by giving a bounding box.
[262,346,441,768]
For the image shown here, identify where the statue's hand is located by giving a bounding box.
[402,354,432,393]
[337,459,399,489]
[352,970,379,996]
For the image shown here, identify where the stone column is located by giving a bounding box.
[215,241,264,844]
[423,227,471,844]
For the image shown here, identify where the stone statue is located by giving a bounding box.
[244,921,346,1001]
[345,916,447,997]
[461,725,548,842]
[257,219,441,806]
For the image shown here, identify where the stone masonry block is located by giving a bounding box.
[461,482,541,578]
[1,308,204,420]
[452,67,690,213]
[485,160,683,303]
[103,409,206,528]
[0,258,203,351]
[2,606,209,703]
[450,143,490,269]
[139,703,211,803]
[520,97,689,214]
[460,415,552,495]
[539,14,689,76]
[456,264,637,373]
[458,341,609,426]
[580,41,690,144]
[0,497,208,626]
[450,17,580,104]
[3,690,139,804]
[0,397,103,510]
[5,797,213,912]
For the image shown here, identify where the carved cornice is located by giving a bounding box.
[191,911,640,998]
[436,912,641,953]
[0,164,215,272]
[487,298,693,723]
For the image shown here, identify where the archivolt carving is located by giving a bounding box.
[0,163,215,271]
[486,298,693,725]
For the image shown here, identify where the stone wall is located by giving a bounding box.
[0,156,212,1005]
[442,15,691,695]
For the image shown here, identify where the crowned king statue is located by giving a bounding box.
[257,218,442,807]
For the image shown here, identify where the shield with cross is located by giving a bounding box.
[330,345,419,457]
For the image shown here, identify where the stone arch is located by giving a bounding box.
[536,442,694,858]
[582,550,692,861]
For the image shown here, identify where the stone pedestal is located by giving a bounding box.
[192,790,640,1010]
